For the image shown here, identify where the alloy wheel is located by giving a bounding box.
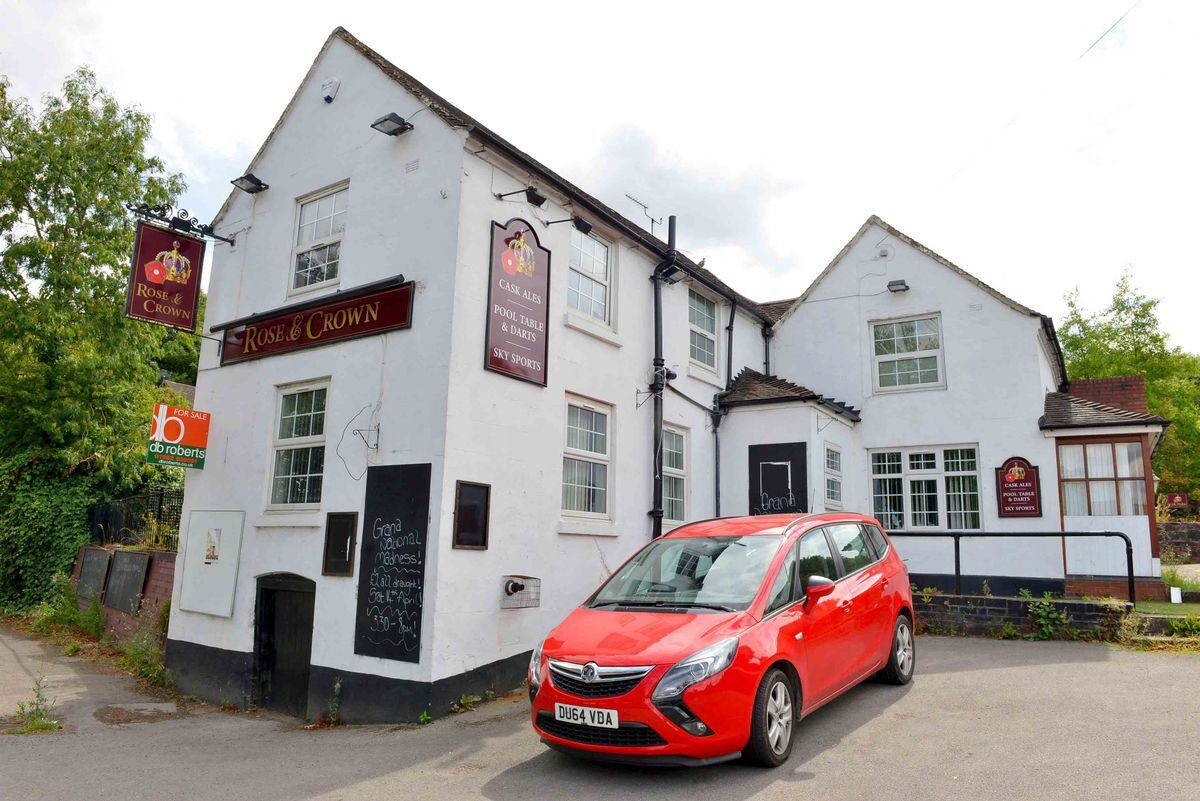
[765,680,793,754]
[895,620,914,677]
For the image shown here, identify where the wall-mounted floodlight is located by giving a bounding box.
[231,173,269,194]
[370,112,414,136]
[887,279,910,293]
[495,186,547,208]
[658,263,687,284]
[545,215,592,235]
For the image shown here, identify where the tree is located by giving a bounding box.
[0,68,190,606]
[1059,271,1200,493]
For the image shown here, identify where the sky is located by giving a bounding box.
[3,0,1198,350]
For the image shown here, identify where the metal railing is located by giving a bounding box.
[887,530,1136,603]
[86,486,183,551]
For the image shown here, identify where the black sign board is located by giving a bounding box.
[77,548,110,602]
[322,512,358,577]
[103,551,150,614]
[748,442,808,515]
[354,464,432,663]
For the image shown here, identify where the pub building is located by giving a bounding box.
[166,27,1169,721]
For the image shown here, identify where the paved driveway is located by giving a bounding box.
[1,624,1197,801]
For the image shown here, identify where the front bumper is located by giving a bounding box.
[529,662,752,762]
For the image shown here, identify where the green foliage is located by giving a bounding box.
[0,69,197,607]
[1059,271,1200,493]
[1020,589,1069,640]
[0,457,98,610]
[1162,566,1200,593]
[117,598,172,687]
[450,693,481,714]
[10,675,60,734]
[78,598,105,640]
[1167,613,1200,638]
[418,710,431,725]
[28,572,83,633]
[993,622,1024,640]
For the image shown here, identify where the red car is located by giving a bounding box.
[528,512,914,767]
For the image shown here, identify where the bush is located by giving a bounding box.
[117,598,172,687]
[79,599,106,640]
[0,456,98,611]
[1168,613,1200,638]
[28,573,83,634]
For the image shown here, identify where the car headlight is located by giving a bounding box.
[528,639,545,691]
[651,637,738,701]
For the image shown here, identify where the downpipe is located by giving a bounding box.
[649,215,677,539]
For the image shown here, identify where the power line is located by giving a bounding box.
[1078,0,1145,60]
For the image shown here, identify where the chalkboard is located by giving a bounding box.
[103,551,150,614]
[749,442,807,515]
[77,548,110,602]
[354,463,431,662]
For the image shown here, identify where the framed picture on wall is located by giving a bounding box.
[322,512,358,576]
[453,481,491,550]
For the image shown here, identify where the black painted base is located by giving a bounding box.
[165,638,254,708]
[165,637,530,724]
[908,573,1065,597]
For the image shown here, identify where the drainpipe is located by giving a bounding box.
[649,215,677,539]
[761,324,773,374]
[725,301,737,389]
[712,400,725,517]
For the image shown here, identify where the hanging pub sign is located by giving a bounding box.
[1165,492,1190,509]
[125,221,205,332]
[147,403,211,469]
[995,456,1042,517]
[217,278,413,364]
[484,219,551,386]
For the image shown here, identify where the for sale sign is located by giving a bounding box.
[147,403,210,469]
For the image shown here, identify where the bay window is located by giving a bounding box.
[870,445,980,530]
[1058,439,1147,516]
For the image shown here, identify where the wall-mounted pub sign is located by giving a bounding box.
[485,219,550,386]
[1165,492,1190,509]
[125,221,205,332]
[217,278,413,364]
[995,456,1042,517]
[147,403,211,469]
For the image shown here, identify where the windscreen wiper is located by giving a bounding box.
[590,600,735,612]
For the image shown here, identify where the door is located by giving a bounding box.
[255,574,316,718]
[791,530,845,707]
[825,524,888,680]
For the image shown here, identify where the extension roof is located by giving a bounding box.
[1040,392,1168,430]
[720,368,861,422]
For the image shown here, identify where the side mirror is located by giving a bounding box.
[805,575,835,604]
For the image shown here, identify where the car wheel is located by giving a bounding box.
[742,667,796,767]
[878,614,915,685]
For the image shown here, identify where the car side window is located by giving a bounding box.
[827,523,876,574]
[862,524,889,559]
[796,531,839,591]
[764,545,798,615]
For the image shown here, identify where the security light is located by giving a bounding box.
[545,215,592,234]
[495,186,547,208]
[887,279,910,293]
[370,112,414,136]
[231,173,268,194]
[658,263,687,284]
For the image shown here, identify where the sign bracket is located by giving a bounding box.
[126,202,235,245]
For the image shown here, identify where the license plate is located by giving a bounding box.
[554,702,619,729]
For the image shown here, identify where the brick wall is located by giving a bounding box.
[915,593,1129,638]
[1159,522,1200,563]
[71,546,175,641]
[1067,375,1148,412]
[1065,576,1168,602]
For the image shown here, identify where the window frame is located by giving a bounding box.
[824,443,843,510]
[687,288,720,373]
[662,425,687,526]
[566,227,615,326]
[267,380,330,511]
[869,445,982,531]
[288,183,349,298]
[870,312,946,393]
[452,481,492,550]
[561,395,613,520]
[1056,434,1150,518]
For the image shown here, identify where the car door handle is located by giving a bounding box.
[839,601,853,613]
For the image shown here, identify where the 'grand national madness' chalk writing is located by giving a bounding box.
[354,464,431,663]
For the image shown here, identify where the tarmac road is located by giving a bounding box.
[1,624,1197,801]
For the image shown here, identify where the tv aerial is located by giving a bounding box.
[624,193,662,237]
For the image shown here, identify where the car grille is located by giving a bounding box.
[547,659,652,699]
[550,671,644,698]
[537,712,667,747]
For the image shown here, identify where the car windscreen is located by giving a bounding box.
[588,535,783,612]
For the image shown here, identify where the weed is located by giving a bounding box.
[115,599,172,688]
[1168,613,1200,638]
[450,693,480,714]
[10,676,60,735]
[980,579,992,597]
[1162,566,1200,593]
[28,574,82,634]
[62,640,81,657]
[79,600,106,640]
[418,710,431,725]
[994,623,1023,640]
[326,676,343,726]
[1020,589,1069,640]
[917,586,941,604]
[483,688,496,702]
